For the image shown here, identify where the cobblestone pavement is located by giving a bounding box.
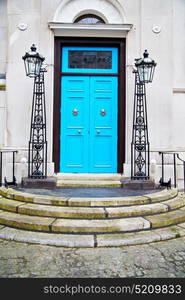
[0,236,185,278]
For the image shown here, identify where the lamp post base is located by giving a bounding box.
[121,178,156,190]
[21,177,57,189]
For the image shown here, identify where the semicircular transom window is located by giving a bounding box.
[74,14,105,24]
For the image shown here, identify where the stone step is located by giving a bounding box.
[145,206,185,228]
[0,223,185,247]
[0,187,178,207]
[0,210,150,233]
[1,206,185,233]
[56,180,122,187]
[0,195,185,218]
[56,173,122,181]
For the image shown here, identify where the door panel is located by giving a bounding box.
[60,76,89,172]
[89,77,118,172]
[60,46,118,173]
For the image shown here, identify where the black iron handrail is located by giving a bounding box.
[159,151,185,192]
[0,150,18,187]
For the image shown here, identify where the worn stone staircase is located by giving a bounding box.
[56,173,122,187]
[0,186,185,247]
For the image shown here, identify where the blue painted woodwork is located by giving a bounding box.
[60,47,118,173]
[62,46,118,74]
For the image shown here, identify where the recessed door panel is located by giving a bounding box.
[60,76,89,172]
[89,77,118,172]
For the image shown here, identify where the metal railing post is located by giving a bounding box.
[173,153,177,188]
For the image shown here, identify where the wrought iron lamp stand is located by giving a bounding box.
[28,67,47,179]
[131,70,150,180]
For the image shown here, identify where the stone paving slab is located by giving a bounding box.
[0,198,25,212]
[67,196,151,206]
[1,224,185,248]
[145,208,185,228]
[33,195,68,206]
[0,227,94,247]
[106,202,168,217]
[57,180,122,187]
[1,196,185,218]
[161,196,185,210]
[1,235,185,277]
[96,225,185,247]
[51,217,150,233]
[18,203,106,218]
[178,221,185,229]
[0,211,55,231]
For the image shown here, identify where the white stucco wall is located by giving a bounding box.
[1,0,185,185]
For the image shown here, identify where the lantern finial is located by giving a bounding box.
[143,50,149,58]
[30,44,36,52]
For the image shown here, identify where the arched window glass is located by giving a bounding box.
[74,14,105,24]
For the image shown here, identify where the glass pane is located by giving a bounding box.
[68,50,112,69]
[74,14,105,24]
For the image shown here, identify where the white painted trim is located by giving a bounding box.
[48,22,133,38]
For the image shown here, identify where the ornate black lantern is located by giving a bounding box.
[135,50,156,84]
[131,50,157,181]
[22,44,45,78]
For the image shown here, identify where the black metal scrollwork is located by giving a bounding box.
[28,68,47,178]
[131,72,150,179]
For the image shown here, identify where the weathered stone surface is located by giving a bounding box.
[57,180,121,187]
[1,224,185,248]
[0,227,94,247]
[22,177,57,189]
[33,196,68,206]
[148,188,178,202]
[1,232,185,277]
[68,196,149,207]
[0,187,14,199]
[178,221,185,229]
[0,211,55,231]
[161,196,185,210]
[12,192,34,202]
[145,209,185,228]
[106,202,168,217]
[18,203,106,218]
[97,231,162,247]
[51,217,150,233]
[121,179,155,189]
[0,198,25,212]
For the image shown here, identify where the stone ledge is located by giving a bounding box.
[0,195,185,218]
[121,179,156,189]
[0,225,185,247]
[0,186,178,207]
[21,177,57,189]
[51,217,150,233]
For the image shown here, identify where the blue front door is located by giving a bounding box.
[60,47,118,173]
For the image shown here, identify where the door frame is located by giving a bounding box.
[53,37,126,173]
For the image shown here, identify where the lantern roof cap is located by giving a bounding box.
[135,50,156,67]
[22,44,45,62]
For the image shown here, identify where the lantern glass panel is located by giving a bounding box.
[26,57,42,77]
[138,64,155,83]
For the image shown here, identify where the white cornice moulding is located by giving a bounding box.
[48,22,133,38]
